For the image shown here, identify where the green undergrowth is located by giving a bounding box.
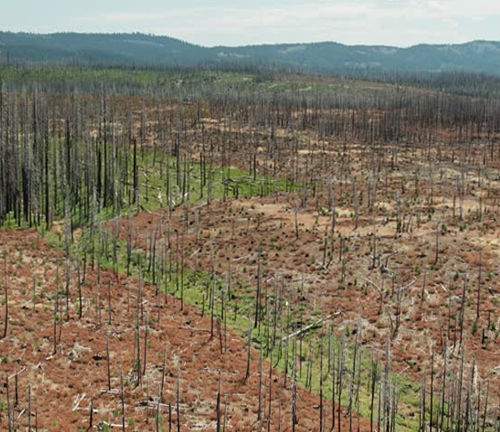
[84,145,298,225]
[0,141,297,231]
[107,148,295,216]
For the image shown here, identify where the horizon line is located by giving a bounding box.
[0,30,498,50]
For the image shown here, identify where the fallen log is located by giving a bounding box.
[281,313,337,342]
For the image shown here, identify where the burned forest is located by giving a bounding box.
[1,65,500,431]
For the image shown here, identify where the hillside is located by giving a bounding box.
[1,32,500,74]
[220,40,500,74]
[2,62,500,430]
[0,32,211,65]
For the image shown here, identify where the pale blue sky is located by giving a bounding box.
[1,0,499,47]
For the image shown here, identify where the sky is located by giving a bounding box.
[1,0,499,47]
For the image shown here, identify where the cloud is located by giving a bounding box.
[77,0,500,47]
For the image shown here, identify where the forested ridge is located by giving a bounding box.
[2,31,500,75]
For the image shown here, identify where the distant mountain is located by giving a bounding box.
[217,41,500,74]
[1,32,500,75]
[0,32,211,65]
